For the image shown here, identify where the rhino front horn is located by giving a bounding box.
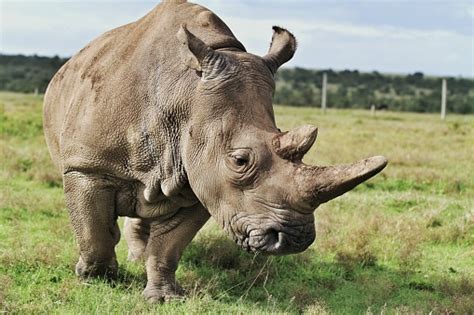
[273,125,318,161]
[301,156,388,207]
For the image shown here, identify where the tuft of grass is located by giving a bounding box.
[1,92,473,313]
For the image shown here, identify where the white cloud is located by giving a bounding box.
[1,0,472,77]
[220,15,473,77]
[0,1,154,56]
[468,5,474,18]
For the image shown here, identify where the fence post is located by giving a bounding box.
[321,72,327,112]
[441,79,447,120]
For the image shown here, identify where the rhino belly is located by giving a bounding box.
[115,181,194,219]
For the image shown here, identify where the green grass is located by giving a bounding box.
[1,91,473,314]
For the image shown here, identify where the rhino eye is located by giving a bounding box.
[227,150,252,173]
[232,155,248,167]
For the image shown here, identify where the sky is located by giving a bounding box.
[1,0,473,77]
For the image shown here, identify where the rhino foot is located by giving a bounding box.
[75,256,118,280]
[142,282,185,303]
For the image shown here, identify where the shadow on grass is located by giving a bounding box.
[113,266,147,289]
[59,233,473,313]
[172,235,474,313]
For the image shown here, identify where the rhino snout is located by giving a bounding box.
[232,214,315,255]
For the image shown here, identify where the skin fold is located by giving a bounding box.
[43,0,387,302]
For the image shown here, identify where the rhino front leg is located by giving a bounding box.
[63,171,120,280]
[124,217,150,262]
[143,204,209,303]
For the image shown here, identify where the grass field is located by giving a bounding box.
[0,91,473,314]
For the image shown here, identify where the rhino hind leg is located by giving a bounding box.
[124,217,150,262]
[63,171,121,280]
[143,204,209,303]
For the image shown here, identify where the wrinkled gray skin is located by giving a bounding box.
[43,0,387,302]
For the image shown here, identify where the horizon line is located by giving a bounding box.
[1,51,472,80]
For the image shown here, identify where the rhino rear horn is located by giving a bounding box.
[263,26,297,75]
[177,25,235,80]
[273,125,318,161]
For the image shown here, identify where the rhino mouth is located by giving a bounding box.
[230,212,315,255]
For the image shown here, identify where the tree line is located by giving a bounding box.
[275,68,473,114]
[1,54,473,113]
[0,54,68,94]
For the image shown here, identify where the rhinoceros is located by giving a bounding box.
[43,0,387,302]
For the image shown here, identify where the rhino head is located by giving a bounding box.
[178,25,387,255]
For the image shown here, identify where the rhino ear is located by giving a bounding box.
[177,25,234,79]
[263,26,297,75]
[177,25,209,72]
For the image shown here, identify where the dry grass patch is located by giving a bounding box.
[1,93,473,313]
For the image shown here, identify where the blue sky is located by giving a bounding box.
[1,0,473,77]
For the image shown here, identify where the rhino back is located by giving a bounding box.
[43,0,244,181]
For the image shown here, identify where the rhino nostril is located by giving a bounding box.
[266,229,283,251]
[268,229,278,242]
